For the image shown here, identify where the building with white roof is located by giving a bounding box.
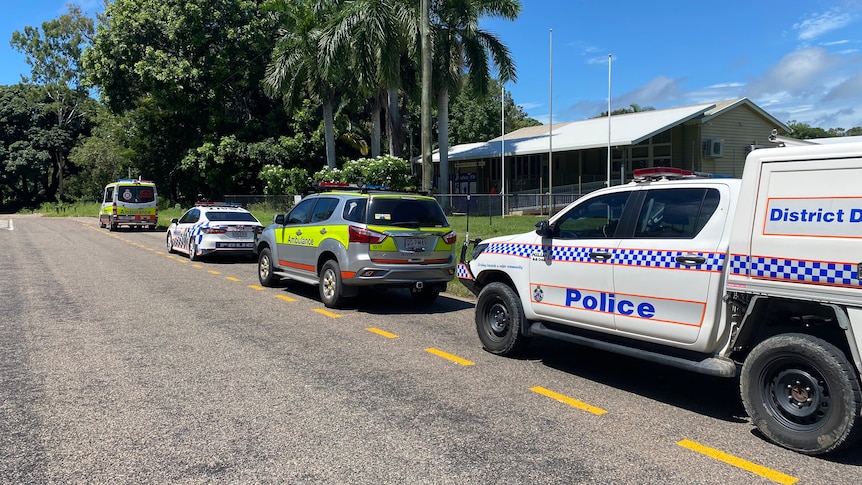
[432,98,790,195]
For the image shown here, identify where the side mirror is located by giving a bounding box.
[170,218,179,224]
[273,214,285,225]
[535,220,554,237]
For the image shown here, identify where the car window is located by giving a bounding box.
[367,197,449,228]
[310,197,339,223]
[634,188,720,239]
[104,186,114,203]
[117,185,155,203]
[343,198,367,223]
[179,208,200,224]
[553,191,632,239]
[286,198,316,224]
[205,211,259,223]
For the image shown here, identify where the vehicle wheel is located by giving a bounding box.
[109,218,117,232]
[475,282,531,356]
[319,259,345,308]
[166,233,175,254]
[258,247,280,287]
[189,240,200,261]
[411,286,440,305]
[740,333,862,455]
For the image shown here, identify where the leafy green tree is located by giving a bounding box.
[258,165,310,195]
[264,0,347,169]
[312,155,417,191]
[10,4,95,200]
[432,0,520,195]
[786,120,830,139]
[320,0,415,158]
[596,103,656,117]
[448,78,539,145]
[66,107,138,202]
[83,0,283,200]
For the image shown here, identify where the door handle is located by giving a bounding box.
[589,251,612,261]
[675,255,706,266]
[320,228,327,234]
[295,229,302,235]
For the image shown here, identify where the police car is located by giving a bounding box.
[255,185,457,308]
[166,203,263,260]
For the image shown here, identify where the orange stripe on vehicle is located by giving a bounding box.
[279,260,316,272]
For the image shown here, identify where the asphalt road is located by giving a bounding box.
[1,214,860,484]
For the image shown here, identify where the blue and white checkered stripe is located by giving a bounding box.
[731,254,860,287]
[485,242,723,272]
[457,264,473,280]
[614,249,724,271]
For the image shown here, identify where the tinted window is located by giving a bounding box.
[553,191,632,239]
[634,188,720,239]
[310,198,339,223]
[287,198,316,224]
[179,209,200,224]
[104,186,114,203]
[343,198,367,223]
[367,197,449,228]
[205,211,259,223]
[117,185,155,203]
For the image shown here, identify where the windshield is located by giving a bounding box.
[117,185,155,204]
[205,211,259,223]
[366,197,449,228]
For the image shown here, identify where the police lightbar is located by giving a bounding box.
[116,178,154,183]
[632,167,727,181]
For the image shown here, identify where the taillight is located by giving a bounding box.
[442,230,457,245]
[349,225,387,244]
[202,226,227,234]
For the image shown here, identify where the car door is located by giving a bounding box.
[612,185,726,344]
[275,197,319,276]
[529,190,634,331]
[175,208,200,253]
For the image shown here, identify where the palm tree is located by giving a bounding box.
[321,0,414,158]
[432,0,520,195]
[263,0,344,169]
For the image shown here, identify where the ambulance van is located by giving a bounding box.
[99,179,159,231]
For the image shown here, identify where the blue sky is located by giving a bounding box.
[2,1,861,130]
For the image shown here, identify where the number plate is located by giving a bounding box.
[404,237,427,251]
[229,231,250,238]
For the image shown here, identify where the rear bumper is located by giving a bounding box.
[344,264,456,289]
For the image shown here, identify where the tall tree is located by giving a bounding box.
[431,0,520,194]
[10,4,95,200]
[83,0,282,199]
[321,0,415,158]
[264,0,346,169]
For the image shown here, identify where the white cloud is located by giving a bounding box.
[746,48,840,98]
[793,9,853,41]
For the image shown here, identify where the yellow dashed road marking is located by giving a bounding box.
[249,285,265,291]
[530,386,608,415]
[208,270,221,275]
[367,327,397,338]
[192,264,203,269]
[425,348,474,366]
[314,308,341,318]
[276,295,296,302]
[677,440,798,484]
[225,276,239,282]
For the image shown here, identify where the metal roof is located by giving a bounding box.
[433,98,791,163]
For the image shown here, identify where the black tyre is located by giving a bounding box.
[258,247,280,287]
[166,233,175,254]
[410,286,440,305]
[319,259,344,308]
[741,333,862,455]
[109,217,117,232]
[475,282,531,356]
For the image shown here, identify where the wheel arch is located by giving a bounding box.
[730,296,861,376]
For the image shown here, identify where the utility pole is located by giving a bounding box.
[420,0,433,193]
